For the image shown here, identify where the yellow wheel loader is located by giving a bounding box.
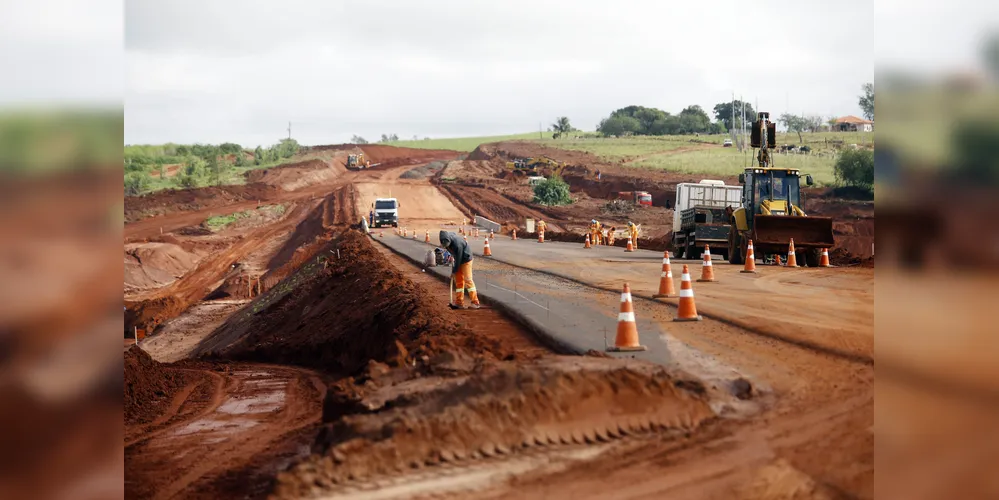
[727,112,834,267]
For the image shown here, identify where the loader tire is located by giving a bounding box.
[803,248,821,268]
[728,231,745,265]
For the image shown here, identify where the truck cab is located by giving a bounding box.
[670,180,742,259]
[372,198,399,228]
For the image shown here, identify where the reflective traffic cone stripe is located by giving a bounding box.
[625,239,634,252]
[608,283,647,352]
[697,245,717,282]
[512,229,517,240]
[819,248,831,267]
[654,251,676,298]
[674,265,703,322]
[786,239,799,267]
[538,231,544,243]
[483,239,492,256]
[425,230,430,243]
[741,239,757,273]
[584,234,591,248]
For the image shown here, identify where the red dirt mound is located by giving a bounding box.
[357,144,459,167]
[273,361,714,496]
[246,157,346,191]
[195,230,510,375]
[124,346,198,425]
[125,183,278,223]
[124,242,203,291]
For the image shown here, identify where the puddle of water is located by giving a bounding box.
[216,390,286,415]
[172,417,258,436]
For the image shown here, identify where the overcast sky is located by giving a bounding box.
[120,0,986,146]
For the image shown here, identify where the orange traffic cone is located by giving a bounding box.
[512,229,517,240]
[483,238,492,256]
[607,283,647,352]
[786,239,799,268]
[584,234,592,248]
[459,227,464,235]
[674,265,703,322]
[653,251,676,298]
[379,231,384,238]
[404,229,408,237]
[489,230,494,240]
[425,230,430,243]
[774,254,782,266]
[625,238,634,252]
[819,248,832,267]
[697,245,716,282]
[538,231,545,243]
[741,239,757,273]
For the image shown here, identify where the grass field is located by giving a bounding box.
[385,132,545,151]
[536,131,873,185]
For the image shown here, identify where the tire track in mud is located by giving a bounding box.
[125,363,327,500]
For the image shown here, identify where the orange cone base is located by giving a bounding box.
[740,269,758,274]
[607,344,647,352]
[673,315,703,322]
[696,278,716,282]
[652,293,672,298]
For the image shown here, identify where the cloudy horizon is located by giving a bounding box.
[124,0,882,147]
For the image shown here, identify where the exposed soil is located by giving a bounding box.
[194,231,513,375]
[124,346,201,426]
[274,360,715,498]
[125,183,278,223]
[124,241,205,292]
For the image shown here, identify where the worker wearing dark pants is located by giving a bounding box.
[439,230,480,309]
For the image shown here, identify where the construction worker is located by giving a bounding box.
[589,219,603,245]
[537,219,547,234]
[438,230,480,309]
[627,221,639,246]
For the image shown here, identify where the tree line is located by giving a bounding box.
[124,137,301,196]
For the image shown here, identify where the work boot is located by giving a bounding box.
[470,303,481,309]
[449,303,465,310]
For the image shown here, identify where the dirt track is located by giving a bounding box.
[124,143,874,499]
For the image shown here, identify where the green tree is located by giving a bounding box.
[859,83,874,121]
[278,138,299,158]
[834,148,874,191]
[679,105,711,134]
[218,142,243,154]
[712,100,756,130]
[710,121,726,134]
[779,113,809,143]
[124,172,150,196]
[551,116,572,138]
[597,115,641,136]
[351,135,368,144]
[176,145,190,156]
[532,176,573,206]
[178,173,198,189]
[254,146,263,165]
[234,152,245,167]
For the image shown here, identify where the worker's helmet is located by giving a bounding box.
[591,219,597,224]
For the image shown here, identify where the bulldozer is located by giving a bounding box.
[505,156,566,177]
[727,112,834,267]
[346,153,371,170]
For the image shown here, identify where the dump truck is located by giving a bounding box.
[727,112,835,266]
[671,180,742,259]
[617,191,653,206]
[371,198,400,228]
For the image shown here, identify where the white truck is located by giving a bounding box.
[671,180,742,259]
[371,198,400,228]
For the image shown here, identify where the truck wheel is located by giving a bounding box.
[803,248,820,267]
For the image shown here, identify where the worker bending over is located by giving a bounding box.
[438,230,480,309]
[536,219,547,234]
[589,219,603,245]
[627,221,640,245]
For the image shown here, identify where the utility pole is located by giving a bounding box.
[731,92,737,151]
[287,122,292,140]
[539,121,542,140]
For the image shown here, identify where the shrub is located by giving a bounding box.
[532,176,573,206]
[124,172,150,196]
[833,148,873,191]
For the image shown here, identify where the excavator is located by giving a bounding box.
[346,153,374,170]
[727,112,835,266]
[505,156,567,177]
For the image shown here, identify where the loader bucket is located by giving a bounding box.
[751,215,835,251]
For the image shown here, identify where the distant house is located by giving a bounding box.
[833,115,873,132]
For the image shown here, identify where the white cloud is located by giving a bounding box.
[124,0,883,145]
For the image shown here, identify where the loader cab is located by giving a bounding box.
[738,168,813,219]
